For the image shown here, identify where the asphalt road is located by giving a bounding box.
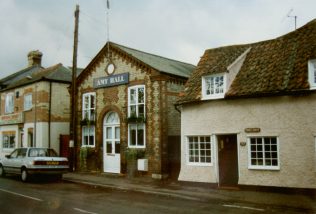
[0,175,311,214]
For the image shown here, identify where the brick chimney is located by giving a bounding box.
[27,50,42,67]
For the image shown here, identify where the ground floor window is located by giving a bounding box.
[248,136,279,170]
[2,131,16,149]
[128,123,145,148]
[187,136,211,165]
[82,126,95,147]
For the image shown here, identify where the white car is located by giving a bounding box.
[0,147,69,182]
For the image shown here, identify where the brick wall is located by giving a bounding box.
[76,49,187,178]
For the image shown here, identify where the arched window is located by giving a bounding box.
[105,112,120,125]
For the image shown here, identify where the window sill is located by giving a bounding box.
[187,162,213,167]
[81,145,95,148]
[310,86,316,90]
[128,146,146,149]
[201,94,225,100]
[248,166,280,170]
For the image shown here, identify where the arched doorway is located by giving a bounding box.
[103,111,120,173]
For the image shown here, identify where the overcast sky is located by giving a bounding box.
[0,0,315,78]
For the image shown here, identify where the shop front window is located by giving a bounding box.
[2,132,16,149]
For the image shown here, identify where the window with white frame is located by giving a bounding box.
[308,59,316,89]
[128,85,146,148]
[202,73,226,99]
[5,93,14,114]
[24,93,32,111]
[248,136,279,170]
[82,92,96,121]
[128,124,145,148]
[82,126,95,147]
[2,132,16,149]
[187,136,212,165]
[128,85,145,118]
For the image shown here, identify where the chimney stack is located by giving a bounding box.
[27,50,42,67]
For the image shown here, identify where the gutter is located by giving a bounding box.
[174,103,181,113]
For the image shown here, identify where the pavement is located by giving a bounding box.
[63,172,316,212]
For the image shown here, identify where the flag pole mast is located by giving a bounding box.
[106,0,110,59]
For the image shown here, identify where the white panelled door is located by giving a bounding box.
[103,112,120,173]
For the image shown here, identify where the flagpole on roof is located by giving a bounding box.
[106,0,110,59]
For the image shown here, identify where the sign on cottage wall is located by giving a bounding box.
[93,73,129,89]
[0,113,24,125]
[244,128,261,133]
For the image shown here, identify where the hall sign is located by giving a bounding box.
[0,113,24,125]
[93,73,129,89]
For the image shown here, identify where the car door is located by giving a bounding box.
[15,148,27,172]
[3,149,19,174]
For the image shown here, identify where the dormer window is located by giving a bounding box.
[202,73,226,100]
[308,59,316,89]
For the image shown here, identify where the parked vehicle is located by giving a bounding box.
[0,147,69,182]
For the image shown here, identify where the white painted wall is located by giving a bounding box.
[179,94,316,188]
[50,122,69,154]
[5,122,70,156]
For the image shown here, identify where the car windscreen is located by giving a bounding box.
[28,148,59,157]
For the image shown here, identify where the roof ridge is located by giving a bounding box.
[110,42,196,67]
[0,65,43,83]
[32,63,62,77]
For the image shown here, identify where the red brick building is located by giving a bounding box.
[75,42,195,179]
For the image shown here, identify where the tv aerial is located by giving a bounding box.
[286,9,297,30]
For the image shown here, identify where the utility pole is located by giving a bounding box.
[70,4,79,171]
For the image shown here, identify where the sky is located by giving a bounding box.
[0,0,315,78]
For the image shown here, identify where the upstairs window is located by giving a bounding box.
[5,93,14,114]
[202,73,226,100]
[128,85,145,118]
[308,59,316,89]
[82,92,96,121]
[24,94,32,111]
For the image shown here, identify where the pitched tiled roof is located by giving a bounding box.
[111,43,196,78]
[0,65,43,89]
[1,64,71,90]
[178,19,316,104]
[77,42,196,84]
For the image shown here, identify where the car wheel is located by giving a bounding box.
[0,165,5,177]
[21,168,29,182]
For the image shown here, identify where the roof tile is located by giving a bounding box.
[178,19,316,104]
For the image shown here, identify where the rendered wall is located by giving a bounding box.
[179,94,316,188]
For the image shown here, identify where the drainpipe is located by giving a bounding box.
[48,81,52,148]
[34,83,37,147]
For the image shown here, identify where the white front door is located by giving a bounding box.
[103,112,120,173]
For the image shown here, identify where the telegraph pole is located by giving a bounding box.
[70,4,79,171]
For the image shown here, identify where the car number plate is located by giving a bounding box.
[46,161,59,165]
